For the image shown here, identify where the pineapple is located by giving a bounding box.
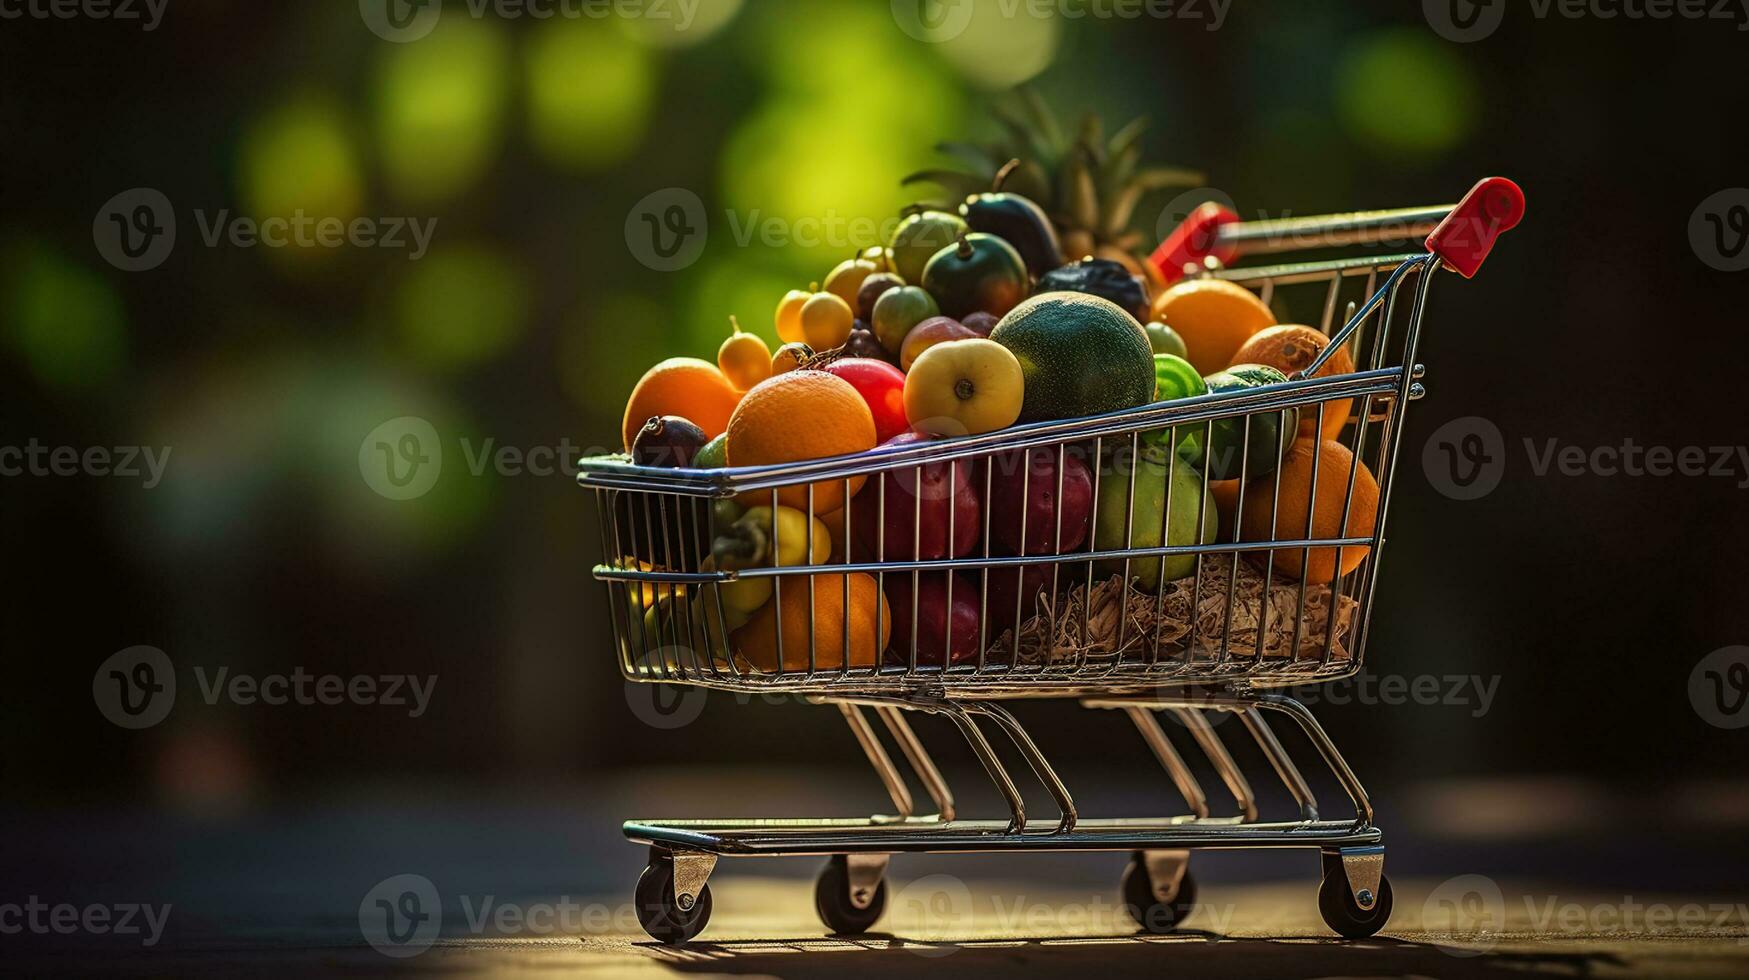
[903,88,1203,287]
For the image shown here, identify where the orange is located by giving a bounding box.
[621,357,743,451]
[1239,439,1379,583]
[1231,325,1355,438]
[732,572,890,673]
[1209,478,1241,539]
[1152,278,1276,374]
[726,370,877,513]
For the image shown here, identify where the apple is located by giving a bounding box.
[883,572,983,666]
[824,357,909,443]
[851,432,980,561]
[899,315,976,372]
[962,311,999,337]
[871,285,939,355]
[1093,449,1218,591]
[986,445,1094,555]
[904,338,1024,437]
[856,272,904,321]
[981,563,1056,631]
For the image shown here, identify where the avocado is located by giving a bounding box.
[989,293,1155,423]
[960,191,1062,277]
[920,233,1030,320]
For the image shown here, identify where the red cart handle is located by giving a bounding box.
[1424,176,1525,278]
[1147,177,1525,283]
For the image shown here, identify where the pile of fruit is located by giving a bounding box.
[616,109,1382,674]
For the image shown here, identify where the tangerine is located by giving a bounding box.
[731,572,890,673]
[725,370,877,513]
[620,357,742,451]
[1151,277,1276,374]
[1239,439,1379,582]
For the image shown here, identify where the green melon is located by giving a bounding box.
[989,293,1156,423]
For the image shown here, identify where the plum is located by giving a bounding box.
[851,433,980,561]
[985,445,1093,555]
[981,563,1057,631]
[883,572,982,666]
[631,415,707,468]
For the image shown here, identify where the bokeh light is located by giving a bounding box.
[1335,29,1480,157]
[616,0,744,48]
[934,0,1061,89]
[526,18,655,173]
[5,247,126,390]
[239,96,364,259]
[394,245,530,370]
[375,18,512,202]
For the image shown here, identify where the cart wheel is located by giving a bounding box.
[813,855,887,935]
[635,857,713,944]
[1120,852,1198,933]
[1317,867,1393,939]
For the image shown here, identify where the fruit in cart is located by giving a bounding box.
[860,244,892,272]
[870,285,940,355]
[883,573,983,666]
[989,293,1155,423]
[856,272,903,320]
[1239,439,1379,582]
[620,357,743,451]
[851,432,980,561]
[986,445,1094,555]
[1151,277,1276,374]
[725,370,877,514]
[903,338,1025,437]
[1139,353,1207,463]
[818,506,850,563]
[961,311,998,337]
[801,291,855,351]
[982,563,1056,633]
[959,173,1062,276]
[1198,365,1299,481]
[1209,478,1240,539]
[712,504,832,570]
[732,572,890,673]
[921,233,1030,320]
[640,593,701,665]
[1145,320,1188,359]
[1033,257,1150,324]
[889,209,967,285]
[1230,325,1356,438]
[631,415,709,468]
[840,321,893,364]
[1093,451,1219,591]
[823,255,879,307]
[717,316,772,391]
[694,433,728,470]
[771,342,815,375]
[776,287,812,344]
[823,357,910,444]
[902,93,1201,289]
[898,316,977,372]
[700,555,764,631]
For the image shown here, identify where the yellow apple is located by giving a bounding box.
[903,338,1025,437]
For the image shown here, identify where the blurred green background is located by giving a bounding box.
[4,0,1746,841]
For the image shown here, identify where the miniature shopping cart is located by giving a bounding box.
[577,178,1524,943]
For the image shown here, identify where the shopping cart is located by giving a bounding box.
[577,177,1524,943]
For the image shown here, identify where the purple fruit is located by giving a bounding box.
[852,432,980,561]
[986,445,1093,555]
[856,272,904,321]
[883,572,982,666]
[631,415,707,468]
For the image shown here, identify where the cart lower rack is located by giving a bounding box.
[580,179,1524,943]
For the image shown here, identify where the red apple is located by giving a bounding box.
[986,446,1094,555]
[883,572,983,666]
[824,357,908,443]
[851,432,980,561]
[961,311,999,337]
[982,563,1056,630]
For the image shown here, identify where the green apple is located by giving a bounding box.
[1093,450,1218,592]
[1145,320,1188,359]
[871,285,939,355]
